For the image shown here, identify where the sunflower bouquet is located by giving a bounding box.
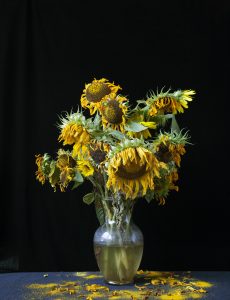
[35,78,195,283]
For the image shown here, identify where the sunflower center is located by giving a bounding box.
[86,82,111,103]
[90,148,106,164]
[102,100,123,124]
[116,160,147,179]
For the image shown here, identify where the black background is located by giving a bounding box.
[0,0,230,272]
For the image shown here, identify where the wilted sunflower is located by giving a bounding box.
[147,89,195,116]
[80,78,121,115]
[77,159,94,177]
[56,151,77,191]
[35,154,46,184]
[100,94,128,132]
[107,144,167,199]
[154,131,189,166]
[58,112,91,157]
[154,170,179,205]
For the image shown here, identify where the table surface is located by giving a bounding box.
[0,271,230,299]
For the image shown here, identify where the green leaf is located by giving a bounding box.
[93,112,101,127]
[73,170,84,183]
[72,170,84,190]
[48,161,60,187]
[171,115,180,133]
[94,195,105,225]
[108,129,125,140]
[83,193,95,205]
[125,121,147,132]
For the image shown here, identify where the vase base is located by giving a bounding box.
[106,279,134,285]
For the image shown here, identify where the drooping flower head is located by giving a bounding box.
[106,139,167,199]
[80,78,121,115]
[35,153,51,184]
[146,89,195,116]
[56,149,78,191]
[100,94,128,132]
[153,131,190,167]
[58,111,91,158]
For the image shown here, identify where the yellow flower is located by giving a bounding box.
[58,123,90,158]
[80,78,121,115]
[154,132,188,166]
[35,154,46,184]
[77,159,94,177]
[100,94,128,132]
[107,146,167,199]
[56,152,77,191]
[147,89,195,116]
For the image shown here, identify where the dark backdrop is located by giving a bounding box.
[0,0,230,272]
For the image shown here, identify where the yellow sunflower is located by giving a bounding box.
[80,78,121,115]
[154,132,187,167]
[56,152,77,191]
[147,89,195,116]
[100,94,128,132]
[107,146,167,199]
[58,112,91,158]
[77,159,94,177]
[35,154,46,184]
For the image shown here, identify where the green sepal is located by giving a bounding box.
[145,189,155,203]
[171,115,180,133]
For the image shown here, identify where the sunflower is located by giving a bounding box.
[77,159,94,177]
[100,94,128,132]
[35,154,46,184]
[80,78,121,115]
[154,131,188,166]
[147,89,195,116]
[58,112,91,157]
[107,144,167,199]
[154,169,179,205]
[56,151,77,191]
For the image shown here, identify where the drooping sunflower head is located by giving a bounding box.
[80,78,121,115]
[100,94,128,132]
[153,131,190,166]
[146,88,195,116]
[154,169,179,205]
[107,140,167,199]
[56,150,77,191]
[35,153,51,184]
[58,111,91,157]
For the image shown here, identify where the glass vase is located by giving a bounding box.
[93,194,144,285]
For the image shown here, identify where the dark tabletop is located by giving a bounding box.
[0,271,230,299]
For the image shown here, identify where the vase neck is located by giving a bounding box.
[102,194,134,227]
